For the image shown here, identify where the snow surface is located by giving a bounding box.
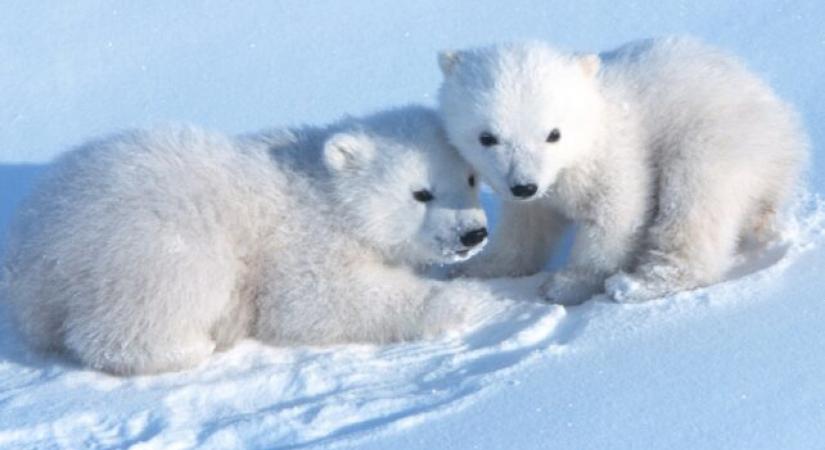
[2,1,825,449]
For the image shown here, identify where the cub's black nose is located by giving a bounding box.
[510,183,538,199]
[460,228,488,247]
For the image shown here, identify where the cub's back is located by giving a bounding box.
[601,37,806,172]
[1,127,284,350]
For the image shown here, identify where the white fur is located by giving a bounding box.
[1,106,489,375]
[438,37,808,303]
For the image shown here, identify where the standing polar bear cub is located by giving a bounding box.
[2,106,490,375]
[437,37,808,303]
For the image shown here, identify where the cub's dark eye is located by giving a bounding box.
[468,175,476,187]
[413,189,434,203]
[479,132,499,147]
[546,128,561,143]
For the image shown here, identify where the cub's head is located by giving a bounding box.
[323,106,487,266]
[437,42,604,201]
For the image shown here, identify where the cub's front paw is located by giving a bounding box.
[420,293,473,338]
[419,280,497,338]
[604,272,655,303]
[541,270,602,306]
[605,265,684,303]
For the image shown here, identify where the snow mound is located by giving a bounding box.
[0,272,565,448]
[0,183,823,449]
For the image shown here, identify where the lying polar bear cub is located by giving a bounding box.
[2,106,490,375]
[437,37,808,304]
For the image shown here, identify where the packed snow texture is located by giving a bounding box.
[2,1,825,449]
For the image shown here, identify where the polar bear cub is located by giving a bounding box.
[437,37,808,303]
[2,106,489,375]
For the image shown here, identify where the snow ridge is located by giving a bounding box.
[0,258,567,448]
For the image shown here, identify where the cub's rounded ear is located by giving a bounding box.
[438,50,461,76]
[578,54,601,78]
[323,132,376,172]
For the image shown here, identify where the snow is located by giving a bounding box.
[2,1,824,449]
